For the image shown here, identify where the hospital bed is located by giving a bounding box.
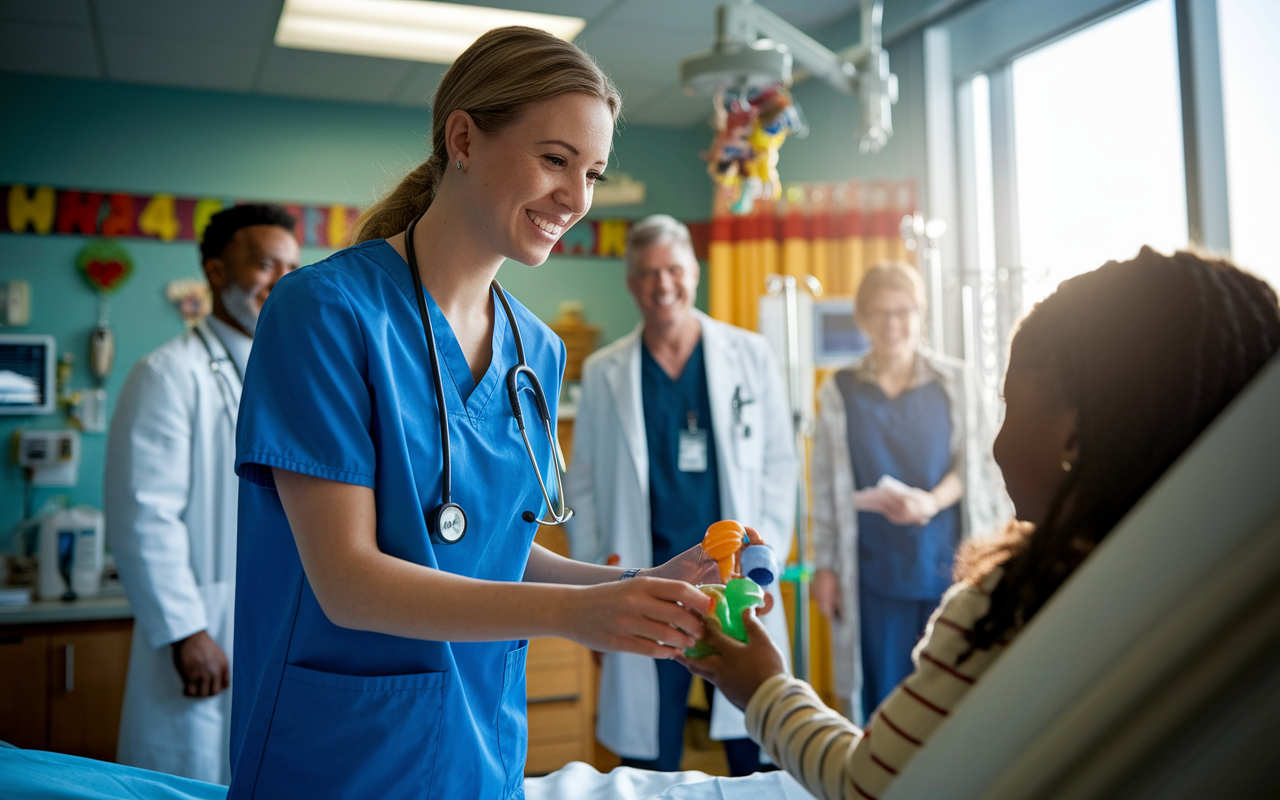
[0,743,815,799]
[7,357,1277,799]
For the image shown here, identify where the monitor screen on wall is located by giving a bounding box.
[0,334,56,415]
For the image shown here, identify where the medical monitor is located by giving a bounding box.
[0,334,57,415]
[813,298,869,367]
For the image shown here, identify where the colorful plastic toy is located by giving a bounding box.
[704,86,805,216]
[684,520,777,658]
[740,544,778,587]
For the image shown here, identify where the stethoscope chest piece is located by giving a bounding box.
[428,502,468,545]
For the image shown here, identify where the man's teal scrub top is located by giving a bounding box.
[229,239,565,800]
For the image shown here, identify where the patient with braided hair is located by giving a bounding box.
[678,247,1280,800]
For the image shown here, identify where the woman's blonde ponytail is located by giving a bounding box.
[350,26,619,245]
[350,154,443,244]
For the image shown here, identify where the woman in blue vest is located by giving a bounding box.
[809,261,1003,723]
[228,27,714,799]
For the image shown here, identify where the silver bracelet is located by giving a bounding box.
[620,567,641,580]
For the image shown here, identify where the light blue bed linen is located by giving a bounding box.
[0,748,815,800]
[0,746,227,800]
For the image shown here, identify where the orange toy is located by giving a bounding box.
[703,520,748,583]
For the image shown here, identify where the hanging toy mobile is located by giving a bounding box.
[685,519,780,658]
[704,85,806,216]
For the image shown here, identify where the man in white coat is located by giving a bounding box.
[565,214,796,774]
[105,204,298,784]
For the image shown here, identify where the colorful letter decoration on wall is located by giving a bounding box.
[0,183,708,260]
[7,185,56,235]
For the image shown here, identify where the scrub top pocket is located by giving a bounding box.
[496,643,529,798]
[254,664,447,800]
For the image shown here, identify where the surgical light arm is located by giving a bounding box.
[680,0,898,153]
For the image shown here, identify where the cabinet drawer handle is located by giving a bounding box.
[65,643,74,692]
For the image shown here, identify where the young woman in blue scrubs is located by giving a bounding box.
[810,262,999,721]
[227,27,715,799]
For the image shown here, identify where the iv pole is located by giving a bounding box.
[765,273,822,680]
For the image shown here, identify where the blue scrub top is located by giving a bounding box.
[641,340,722,567]
[229,239,564,800]
[836,369,960,600]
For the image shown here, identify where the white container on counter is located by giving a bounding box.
[37,506,105,600]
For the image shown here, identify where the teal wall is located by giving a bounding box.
[0,73,711,530]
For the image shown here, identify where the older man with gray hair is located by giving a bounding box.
[565,214,797,774]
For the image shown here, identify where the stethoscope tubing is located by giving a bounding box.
[404,216,572,531]
[194,323,244,428]
[406,230,455,506]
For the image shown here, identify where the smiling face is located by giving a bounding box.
[626,240,700,330]
[858,287,922,363]
[204,223,300,333]
[458,92,613,267]
[993,358,1080,527]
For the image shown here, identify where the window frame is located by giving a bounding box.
[922,0,1229,362]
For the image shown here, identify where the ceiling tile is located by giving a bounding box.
[0,21,101,79]
[391,62,450,107]
[257,46,415,105]
[475,0,617,19]
[95,0,282,43]
[625,84,717,129]
[576,22,711,87]
[101,33,261,91]
[612,77,669,116]
[762,0,862,28]
[605,0,861,48]
[604,0,718,31]
[0,0,91,26]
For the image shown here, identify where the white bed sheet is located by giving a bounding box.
[525,762,817,800]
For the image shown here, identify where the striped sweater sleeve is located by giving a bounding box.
[745,571,1007,800]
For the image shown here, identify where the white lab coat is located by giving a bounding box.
[104,318,246,785]
[564,310,797,759]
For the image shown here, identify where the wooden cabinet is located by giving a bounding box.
[0,618,132,760]
[0,629,48,749]
[525,635,595,775]
[524,421,601,776]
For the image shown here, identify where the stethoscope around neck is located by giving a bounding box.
[405,215,573,546]
[193,323,244,428]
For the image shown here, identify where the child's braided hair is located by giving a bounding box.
[956,247,1280,654]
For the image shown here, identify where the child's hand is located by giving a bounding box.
[675,606,787,711]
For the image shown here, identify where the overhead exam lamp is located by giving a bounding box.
[680,0,898,154]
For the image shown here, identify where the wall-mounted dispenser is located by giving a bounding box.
[14,428,81,487]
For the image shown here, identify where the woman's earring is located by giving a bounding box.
[1061,460,1073,472]
[456,160,463,170]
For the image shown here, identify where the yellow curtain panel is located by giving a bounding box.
[708,180,916,329]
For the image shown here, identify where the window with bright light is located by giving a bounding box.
[1012,0,1189,310]
[1218,0,1280,289]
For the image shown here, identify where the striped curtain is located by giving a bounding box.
[708,180,917,329]
[706,179,916,709]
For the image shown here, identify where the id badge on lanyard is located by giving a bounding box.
[677,410,708,473]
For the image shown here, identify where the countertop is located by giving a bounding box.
[0,594,132,626]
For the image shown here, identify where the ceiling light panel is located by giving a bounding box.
[275,0,587,64]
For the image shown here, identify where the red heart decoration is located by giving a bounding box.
[87,259,125,289]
